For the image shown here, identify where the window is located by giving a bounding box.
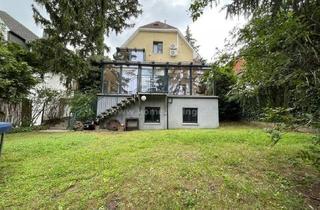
[153,41,163,54]
[145,107,160,123]
[183,108,198,123]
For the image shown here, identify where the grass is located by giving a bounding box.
[0,124,319,209]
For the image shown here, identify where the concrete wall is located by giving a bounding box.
[97,95,130,115]
[111,95,167,130]
[97,95,219,130]
[167,96,219,129]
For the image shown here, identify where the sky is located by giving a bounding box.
[0,0,247,62]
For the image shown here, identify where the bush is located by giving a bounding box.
[202,63,241,121]
[9,125,49,133]
[261,107,295,124]
[70,91,96,121]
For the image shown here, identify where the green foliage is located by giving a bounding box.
[189,0,320,124]
[29,38,89,81]
[264,125,284,146]
[9,125,49,133]
[32,0,142,56]
[185,26,206,63]
[299,121,320,171]
[202,55,241,121]
[261,107,295,125]
[189,0,318,20]
[229,10,320,121]
[0,39,38,102]
[78,55,109,92]
[70,92,96,121]
[185,26,200,52]
[299,133,320,170]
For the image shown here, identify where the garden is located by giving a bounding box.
[0,124,319,209]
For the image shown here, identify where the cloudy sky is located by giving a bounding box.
[0,0,246,62]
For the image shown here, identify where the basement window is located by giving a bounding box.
[153,41,163,54]
[183,108,198,123]
[145,107,160,123]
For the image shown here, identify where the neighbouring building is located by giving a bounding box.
[97,21,219,130]
[0,10,70,126]
[233,57,246,75]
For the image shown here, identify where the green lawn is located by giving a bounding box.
[0,124,319,209]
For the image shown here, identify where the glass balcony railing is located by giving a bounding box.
[140,75,168,93]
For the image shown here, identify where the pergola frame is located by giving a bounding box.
[98,61,210,95]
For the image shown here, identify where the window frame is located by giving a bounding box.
[144,107,161,123]
[153,41,163,54]
[182,108,198,124]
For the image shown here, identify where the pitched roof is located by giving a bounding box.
[140,21,176,30]
[0,10,39,42]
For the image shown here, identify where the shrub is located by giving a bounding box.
[70,91,96,122]
[9,125,49,133]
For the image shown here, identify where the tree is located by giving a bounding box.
[229,11,320,120]
[32,0,142,57]
[0,41,38,102]
[202,53,241,120]
[185,26,206,63]
[29,38,89,83]
[189,0,320,20]
[189,0,320,121]
[185,26,200,52]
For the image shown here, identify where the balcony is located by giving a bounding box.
[100,62,209,96]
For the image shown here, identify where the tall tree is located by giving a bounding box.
[32,0,142,57]
[0,41,38,102]
[185,26,200,52]
[189,0,320,20]
[230,11,320,119]
[185,26,206,63]
[29,38,89,83]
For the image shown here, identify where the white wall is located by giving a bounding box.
[113,95,167,130]
[32,73,69,126]
[168,97,219,129]
[98,95,219,130]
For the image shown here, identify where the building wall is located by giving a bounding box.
[115,95,167,130]
[97,95,131,115]
[32,73,70,126]
[167,96,219,129]
[125,30,194,63]
[97,95,219,130]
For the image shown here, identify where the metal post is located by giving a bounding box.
[0,133,4,157]
[165,63,169,93]
[137,65,141,92]
[100,64,105,93]
[119,65,123,94]
[189,63,193,95]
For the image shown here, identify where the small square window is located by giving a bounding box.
[183,108,198,123]
[153,41,163,54]
[145,107,160,123]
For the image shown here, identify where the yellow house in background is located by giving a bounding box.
[119,21,200,63]
[97,21,219,131]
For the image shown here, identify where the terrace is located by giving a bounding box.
[100,61,210,95]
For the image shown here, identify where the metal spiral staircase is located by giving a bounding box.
[96,94,139,123]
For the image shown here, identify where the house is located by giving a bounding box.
[97,21,219,130]
[0,10,69,126]
[233,57,246,75]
